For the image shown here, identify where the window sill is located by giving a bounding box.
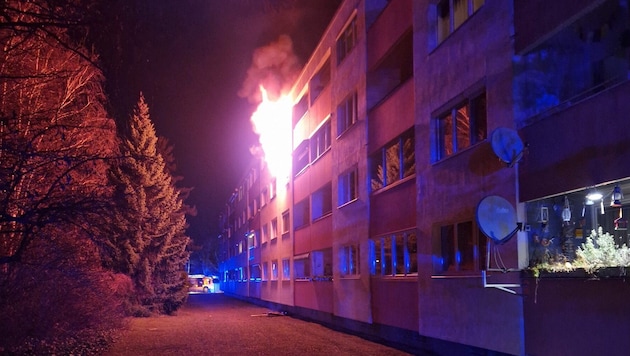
[524,267,630,279]
[431,273,482,279]
[337,198,358,210]
[371,174,415,196]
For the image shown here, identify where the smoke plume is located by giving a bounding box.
[238,34,300,103]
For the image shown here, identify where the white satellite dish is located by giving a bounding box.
[490,127,524,167]
[476,195,522,244]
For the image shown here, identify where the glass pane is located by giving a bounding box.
[440,225,455,271]
[385,141,400,185]
[350,245,358,275]
[395,234,405,274]
[473,0,485,12]
[440,112,453,158]
[455,103,470,151]
[437,0,450,43]
[457,221,474,271]
[403,133,415,178]
[407,232,418,273]
[453,0,467,29]
[383,236,393,275]
[471,93,487,143]
[370,152,384,190]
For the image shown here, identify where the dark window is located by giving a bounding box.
[434,221,486,274]
[367,31,413,109]
[338,168,358,206]
[435,0,485,44]
[337,91,358,136]
[370,230,418,276]
[310,58,331,104]
[337,16,357,64]
[310,120,331,162]
[294,198,310,229]
[312,182,332,221]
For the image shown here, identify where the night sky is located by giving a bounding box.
[100,0,341,245]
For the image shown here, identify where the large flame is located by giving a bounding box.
[250,85,292,180]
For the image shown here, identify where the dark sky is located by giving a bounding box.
[99,0,341,245]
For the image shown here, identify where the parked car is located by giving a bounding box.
[188,274,215,293]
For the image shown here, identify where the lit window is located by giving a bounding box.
[338,168,358,206]
[261,188,268,207]
[434,91,486,161]
[370,128,415,191]
[337,91,358,136]
[370,230,417,276]
[337,16,357,64]
[310,119,331,162]
[311,182,332,221]
[340,245,359,277]
[270,179,277,199]
[433,221,486,274]
[435,0,484,44]
[282,259,290,280]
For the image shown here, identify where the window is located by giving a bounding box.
[433,221,486,274]
[310,58,330,104]
[513,0,630,124]
[293,140,309,175]
[340,245,359,277]
[261,188,268,207]
[337,16,357,64]
[271,260,279,280]
[250,264,261,281]
[282,258,290,280]
[310,119,331,162]
[436,0,485,44]
[294,198,310,229]
[294,254,310,280]
[262,223,269,244]
[311,182,332,221]
[370,128,415,191]
[293,94,308,124]
[247,230,256,250]
[338,168,358,206]
[370,230,418,276]
[271,218,278,240]
[282,210,290,235]
[366,31,413,109]
[337,91,358,136]
[269,179,277,199]
[312,249,333,281]
[262,261,269,281]
[433,91,486,161]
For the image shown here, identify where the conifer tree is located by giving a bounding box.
[109,93,190,314]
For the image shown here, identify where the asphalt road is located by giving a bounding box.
[105,293,413,356]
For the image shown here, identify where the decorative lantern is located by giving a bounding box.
[611,185,623,208]
[562,196,571,222]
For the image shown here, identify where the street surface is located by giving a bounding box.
[105,293,413,355]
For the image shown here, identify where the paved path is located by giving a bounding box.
[105,293,412,356]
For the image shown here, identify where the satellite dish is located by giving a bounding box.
[476,195,522,244]
[491,127,524,167]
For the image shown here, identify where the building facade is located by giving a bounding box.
[217,1,630,355]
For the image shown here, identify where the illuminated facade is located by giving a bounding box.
[218,0,630,354]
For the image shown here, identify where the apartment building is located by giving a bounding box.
[218,1,630,354]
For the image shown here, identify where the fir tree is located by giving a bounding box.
[109,93,190,314]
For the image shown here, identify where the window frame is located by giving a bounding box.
[433,90,487,162]
[370,230,418,277]
[338,167,359,207]
[435,0,485,44]
[337,90,358,136]
[370,128,415,192]
[340,244,360,278]
[311,182,333,221]
[310,118,332,163]
[337,15,357,64]
[432,220,487,275]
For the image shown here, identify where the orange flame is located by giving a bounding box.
[250,85,292,181]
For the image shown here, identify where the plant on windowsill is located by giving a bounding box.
[528,227,630,278]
